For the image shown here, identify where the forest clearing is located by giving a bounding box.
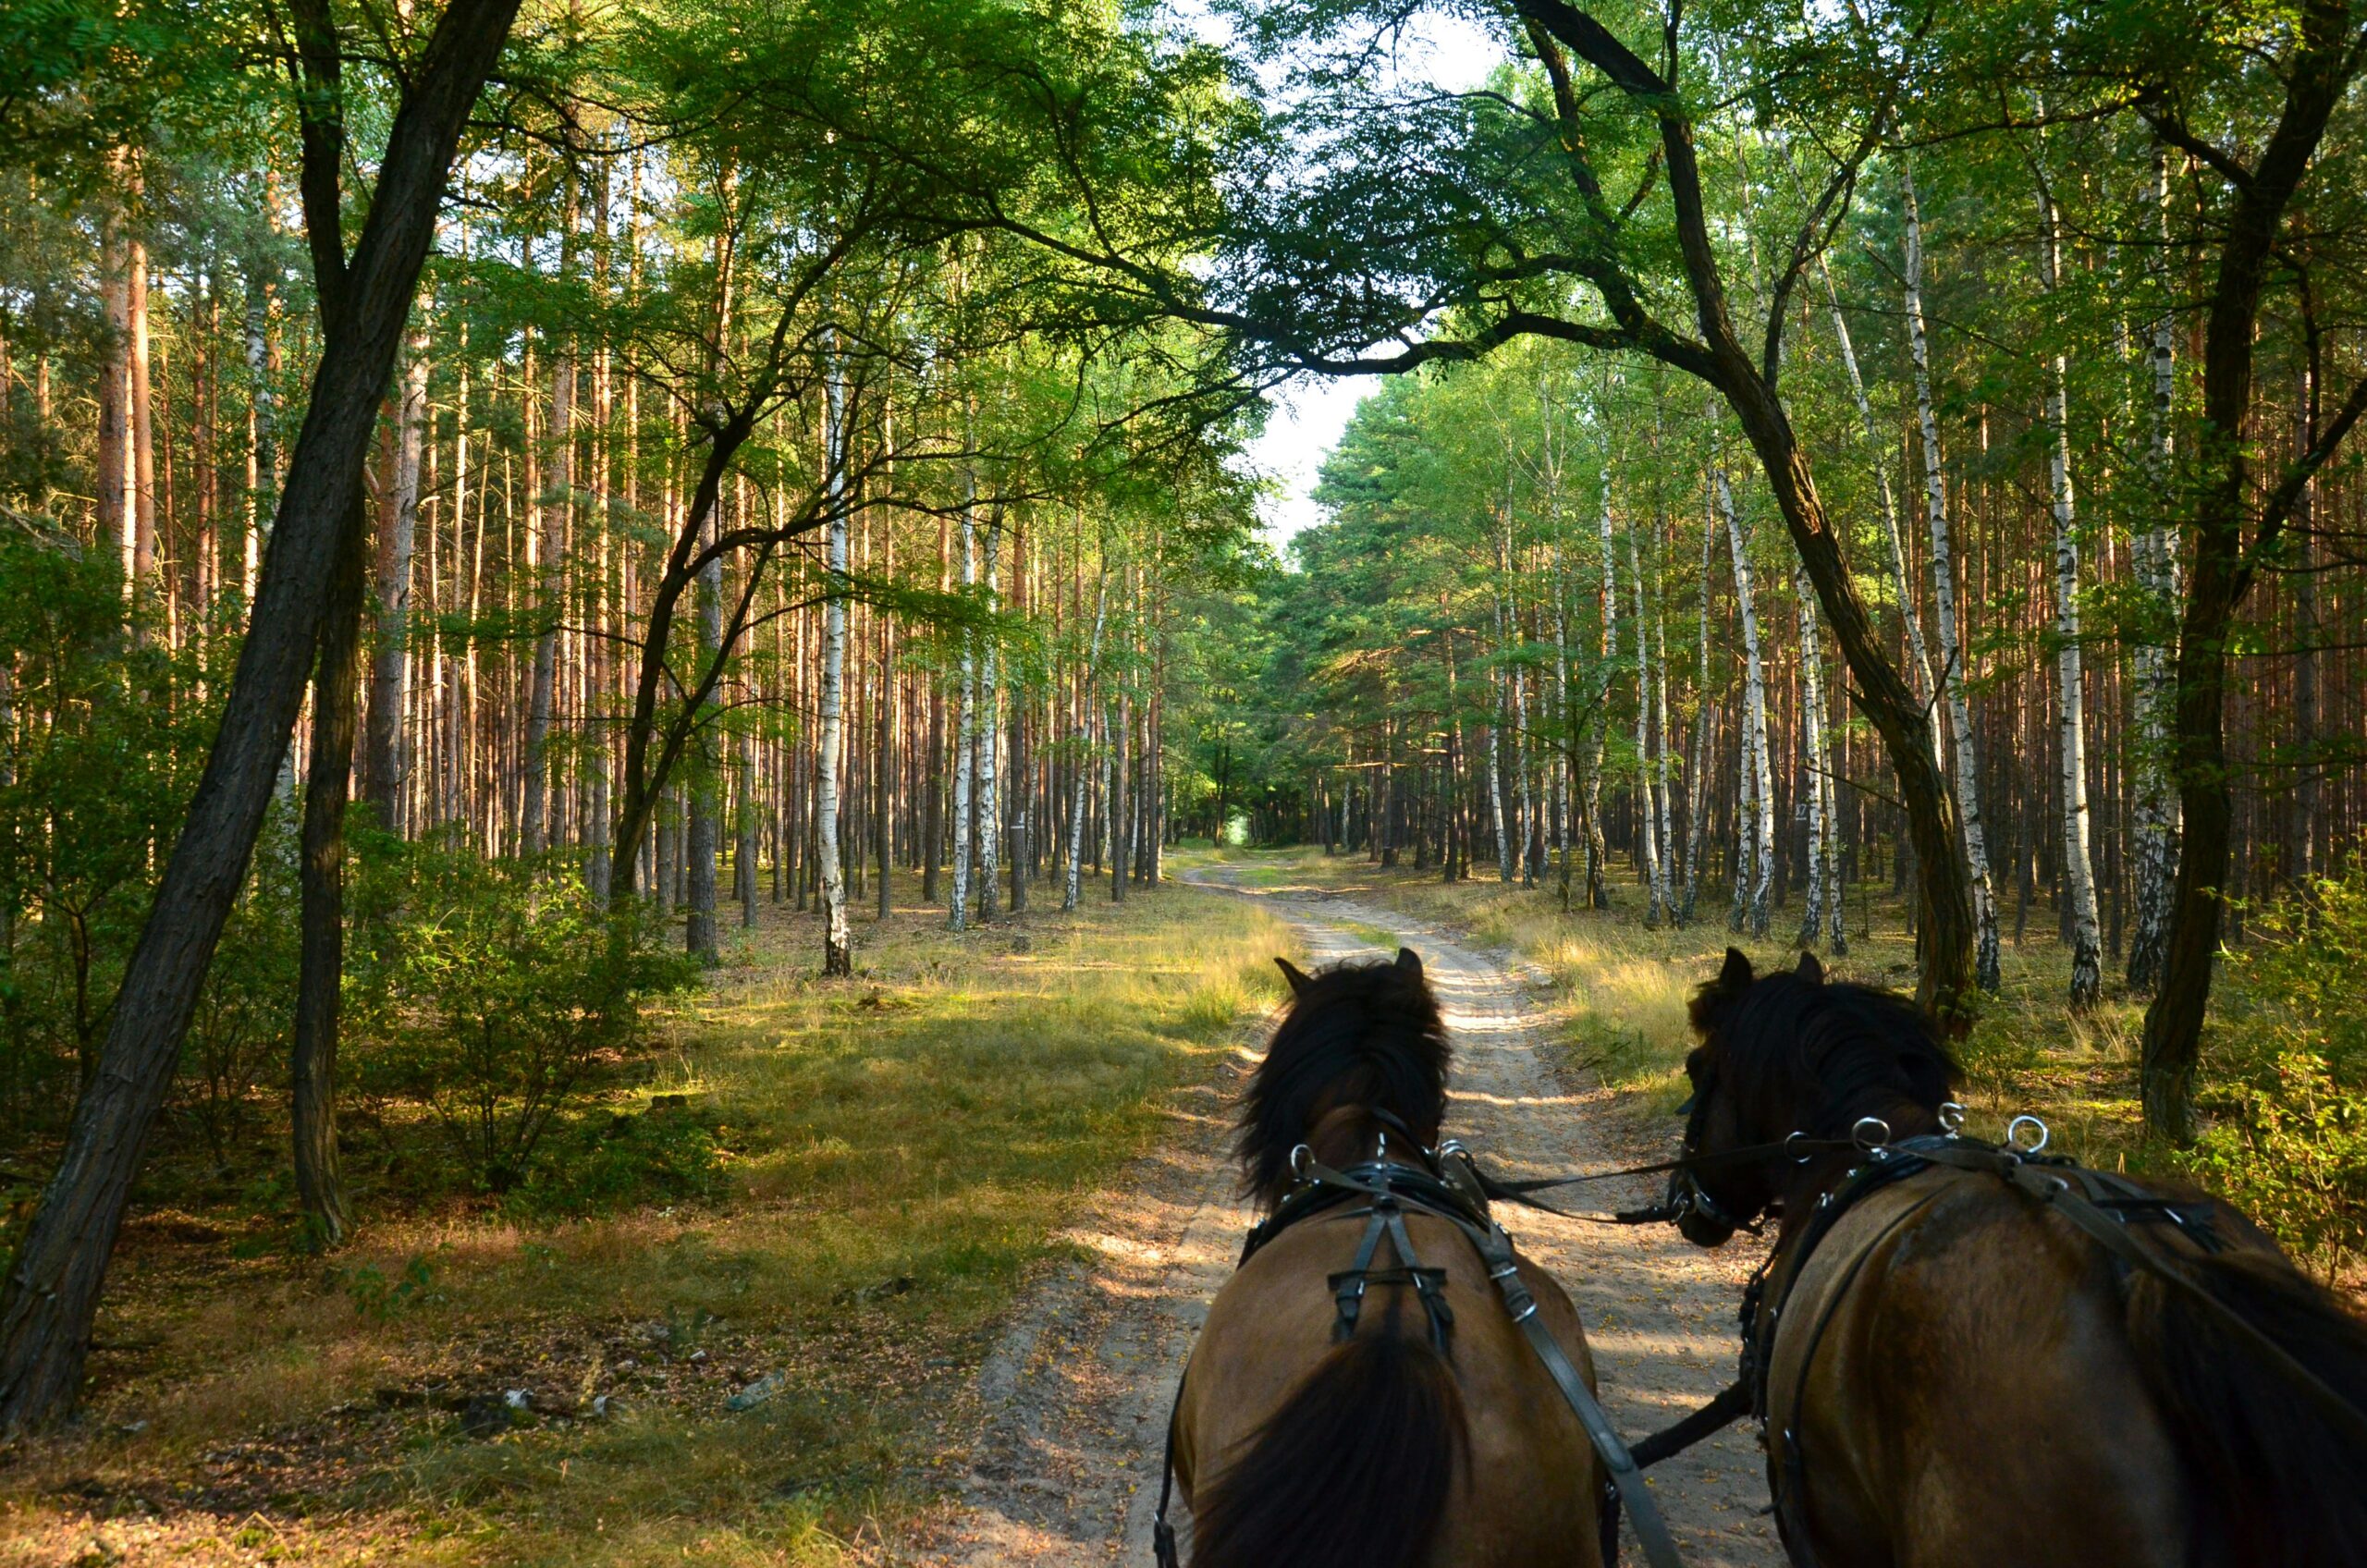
[6,0,2367,1561]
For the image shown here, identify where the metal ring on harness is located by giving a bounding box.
[2005,1114,2050,1156]
[1289,1142,1315,1182]
[1850,1116,1892,1156]
[1936,1101,1967,1135]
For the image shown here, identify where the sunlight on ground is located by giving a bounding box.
[1,882,1295,1567]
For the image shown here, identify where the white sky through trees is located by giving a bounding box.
[1175,4,1506,547]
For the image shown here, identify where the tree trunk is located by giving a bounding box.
[364,329,426,827]
[948,486,976,930]
[976,515,1001,918]
[1716,471,1773,937]
[1901,160,2001,991]
[0,0,521,1434]
[816,345,852,974]
[291,497,369,1252]
[2141,1,2357,1137]
[2035,158,2103,1009]
[1063,574,1108,912]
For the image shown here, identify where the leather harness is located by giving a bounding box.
[1674,1128,2367,1566]
[1150,1131,1687,1568]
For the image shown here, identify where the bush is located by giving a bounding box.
[349,836,700,1194]
[2183,848,2367,1278]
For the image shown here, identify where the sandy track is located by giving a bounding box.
[941,875,1784,1566]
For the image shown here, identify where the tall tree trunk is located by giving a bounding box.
[1627,528,1664,922]
[364,329,427,827]
[521,334,569,854]
[1680,484,1713,924]
[948,481,976,930]
[1006,519,1029,913]
[817,352,852,974]
[1063,573,1108,912]
[685,491,721,961]
[0,0,521,1433]
[2126,146,2183,993]
[2141,1,2359,1137]
[976,515,1001,918]
[291,498,370,1252]
[1585,475,1616,905]
[1717,470,1773,937]
[1901,160,2001,991]
[1794,566,1842,952]
[2035,156,2103,1009]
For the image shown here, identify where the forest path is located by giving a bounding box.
[939,867,1784,1566]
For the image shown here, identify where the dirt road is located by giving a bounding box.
[942,875,1784,1566]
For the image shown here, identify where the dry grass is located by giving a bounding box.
[0,877,1294,1567]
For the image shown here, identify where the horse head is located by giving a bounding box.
[1672,947,1957,1247]
[1236,948,1450,1210]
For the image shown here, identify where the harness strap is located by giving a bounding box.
[1466,1219,1687,1568]
[1991,1156,2367,1452]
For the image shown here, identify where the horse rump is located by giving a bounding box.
[1189,1331,1467,1568]
[2126,1246,2367,1566]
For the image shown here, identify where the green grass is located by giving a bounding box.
[3,878,1297,1567]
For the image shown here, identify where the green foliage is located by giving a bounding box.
[2181,852,2367,1277]
[334,1252,446,1321]
[348,837,701,1195]
[0,526,220,1138]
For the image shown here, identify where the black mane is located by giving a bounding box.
[1691,955,1959,1139]
[1237,950,1450,1207]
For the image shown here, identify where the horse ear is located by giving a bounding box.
[1275,957,1314,996]
[1395,947,1423,979]
[1796,950,1825,985]
[1720,948,1755,989]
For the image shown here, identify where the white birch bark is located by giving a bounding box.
[2035,155,2103,1007]
[1680,488,1714,924]
[947,469,977,931]
[1717,470,1774,937]
[817,339,852,974]
[1487,585,1513,885]
[976,513,1001,917]
[1627,528,1666,923]
[1902,159,2002,990]
[1793,566,1844,951]
[1586,473,1618,905]
[2127,144,2183,993]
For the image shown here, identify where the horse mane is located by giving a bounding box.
[1237,950,1450,1207]
[1691,952,1958,1138]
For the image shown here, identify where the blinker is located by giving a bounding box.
[1674,1092,1697,1117]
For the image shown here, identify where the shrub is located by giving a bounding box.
[350,836,700,1194]
[2183,848,2367,1277]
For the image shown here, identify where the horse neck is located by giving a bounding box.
[1305,1102,1407,1171]
[1770,1062,1941,1244]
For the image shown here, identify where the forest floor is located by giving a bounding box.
[938,851,1785,1566]
[0,848,2254,1568]
[0,879,1294,1567]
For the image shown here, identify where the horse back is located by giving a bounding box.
[1176,1207,1602,1568]
[1765,1169,2194,1567]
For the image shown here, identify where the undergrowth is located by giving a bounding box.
[2,877,1296,1567]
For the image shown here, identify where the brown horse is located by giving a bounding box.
[1166,948,1606,1568]
[1674,946,2367,1568]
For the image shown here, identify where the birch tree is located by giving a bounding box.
[1901,158,2001,992]
[2035,147,2103,1009]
